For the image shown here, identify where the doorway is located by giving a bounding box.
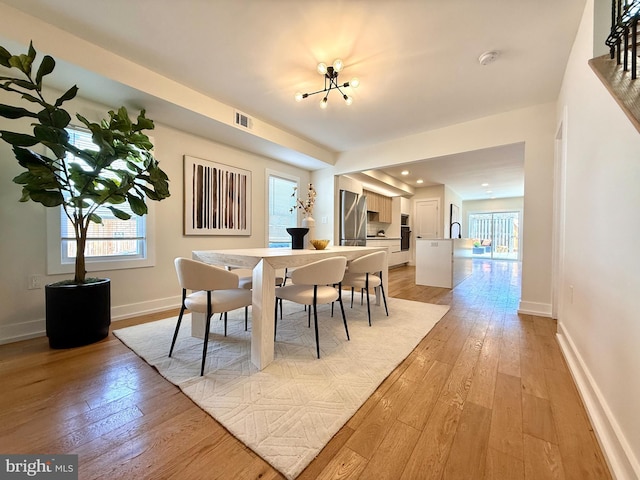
[468,211,520,260]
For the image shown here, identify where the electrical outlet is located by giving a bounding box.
[321,216,328,224]
[28,274,44,290]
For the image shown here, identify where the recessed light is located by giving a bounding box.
[481,183,489,187]
[416,179,424,184]
[401,170,409,176]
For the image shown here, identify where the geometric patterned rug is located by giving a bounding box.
[113,297,449,479]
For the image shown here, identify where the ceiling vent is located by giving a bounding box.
[234,110,253,130]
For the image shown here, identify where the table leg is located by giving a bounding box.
[251,259,276,369]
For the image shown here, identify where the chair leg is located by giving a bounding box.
[378,270,389,316]
[201,298,213,376]
[338,283,350,341]
[312,288,320,359]
[245,306,248,331]
[274,297,279,341]
[169,303,186,357]
[308,307,311,328]
[350,287,354,308]
[380,283,389,316]
[365,274,372,326]
[224,312,228,337]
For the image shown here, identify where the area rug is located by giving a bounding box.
[113,297,449,479]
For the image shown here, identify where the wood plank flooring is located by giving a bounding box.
[0,260,612,479]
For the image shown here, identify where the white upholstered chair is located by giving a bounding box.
[170,258,252,376]
[229,267,285,323]
[341,251,389,326]
[275,256,349,358]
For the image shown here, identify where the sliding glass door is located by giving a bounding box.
[468,211,520,260]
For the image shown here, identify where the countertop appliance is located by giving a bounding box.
[340,190,367,246]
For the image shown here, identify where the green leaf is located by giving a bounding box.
[89,213,102,224]
[29,189,64,207]
[107,206,131,220]
[55,85,78,107]
[0,105,38,120]
[5,78,37,90]
[0,46,11,67]
[35,55,55,86]
[133,109,154,132]
[127,194,147,216]
[0,131,39,146]
[21,92,44,104]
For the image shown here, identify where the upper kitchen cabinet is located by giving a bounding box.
[364,189,392,223]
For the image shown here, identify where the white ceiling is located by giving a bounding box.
[0,0,586,199]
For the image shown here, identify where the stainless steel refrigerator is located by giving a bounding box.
[339,190,367,246]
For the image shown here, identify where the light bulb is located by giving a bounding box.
[295,92,303,102]
[343,94,352,105]
[350,77,360,88]
[317,62,327,75]
[320,97,328,109]
[333,58,344,72]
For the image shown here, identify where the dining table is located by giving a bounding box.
[192,245,388,370]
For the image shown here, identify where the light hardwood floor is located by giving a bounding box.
[0,261,611,479]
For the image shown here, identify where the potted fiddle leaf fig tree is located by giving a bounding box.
[0,42,170,348]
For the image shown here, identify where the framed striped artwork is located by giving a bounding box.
[184,155,251,235]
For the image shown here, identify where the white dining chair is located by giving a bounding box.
[170,258,252,376]
[229,267,285,323]
[341,251,389,326]
[274,256,349,358]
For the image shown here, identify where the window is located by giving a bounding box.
[266,170,298,248]
[46,127,155,274]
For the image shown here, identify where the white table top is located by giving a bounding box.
[193,245,385,270]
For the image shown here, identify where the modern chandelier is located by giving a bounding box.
[295,59,360,108]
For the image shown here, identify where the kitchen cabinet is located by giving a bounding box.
[366,238,405,266]
[364,190,392,223]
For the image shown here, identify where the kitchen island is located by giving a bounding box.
[415,238,474,288]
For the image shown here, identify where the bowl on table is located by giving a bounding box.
[310,239,330,250]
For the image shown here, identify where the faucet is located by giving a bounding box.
[450,222,462,238]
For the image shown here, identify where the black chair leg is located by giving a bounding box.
[224,312,228,337]
[313,299,320,359]
[381,284,389,316]
[169,304,186,357]
[338,286,350,341]
[201,301,213,376]
[365,275,372,326]
[274,297,279,340]
[245,306,248,331]
[308,307,311,328]
[350,287,354,308]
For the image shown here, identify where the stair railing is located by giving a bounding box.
[606,0,640,79]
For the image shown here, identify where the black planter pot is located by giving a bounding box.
[286,227,309,250]
[45,279,111,349]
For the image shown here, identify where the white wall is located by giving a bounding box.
[556,1,640,478]
[0,92,310,343]
[335,103,556,316]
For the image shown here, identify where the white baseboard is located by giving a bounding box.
[557,321,640,480]
[0,319,46,345]
[517,300,552,317]
[0,296,182,345]
[111,296,181,322]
